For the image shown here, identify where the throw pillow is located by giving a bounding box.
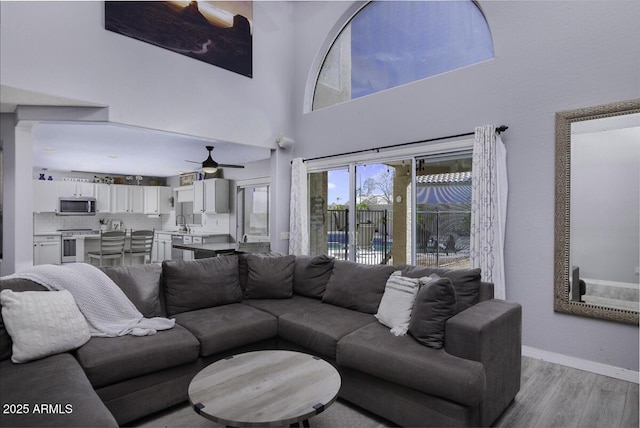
[408,274,457,349]
[244,255,296,299]
[399,265,480,314]
[293,255,335,299]
[322,260,395,314]
[0,278,48,361]
[374,271,422,336]
[162,255,243,316]
[0,289,91,363]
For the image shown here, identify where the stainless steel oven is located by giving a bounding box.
[59,229,99,263]
[61,236,77,263]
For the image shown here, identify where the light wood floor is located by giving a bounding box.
[495,357,639,428]
[132,356,639,428]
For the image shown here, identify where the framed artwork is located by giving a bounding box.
[105,1,253,78]
[180,172,199,186]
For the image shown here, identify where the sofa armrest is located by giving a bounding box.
[445,299,522,427]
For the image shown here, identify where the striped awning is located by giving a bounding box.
[416,172,472,205]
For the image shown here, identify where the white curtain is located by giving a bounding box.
[289,158,309,256]
[470,125,508,299]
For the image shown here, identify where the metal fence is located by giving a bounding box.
[325,209,470,268]
[327,209,391,264]
[416,210,471,268]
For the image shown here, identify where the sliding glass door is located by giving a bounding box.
[306,147,472,267]
[414,154,472,268]
[308,160,412,265]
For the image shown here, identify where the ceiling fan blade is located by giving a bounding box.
[185,160,201,164]
[218,164,245,169]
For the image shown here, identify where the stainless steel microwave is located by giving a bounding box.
[58,197,96,216]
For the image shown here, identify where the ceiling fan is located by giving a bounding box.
[186,146,245,173]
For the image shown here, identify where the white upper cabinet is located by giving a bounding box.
[111,185,144,213]
[58,180,95,197]
[33,180,60,213]
[144,186,172,214]
[33,179,172,215]
[194,179,229,214]
[95,183,111,213]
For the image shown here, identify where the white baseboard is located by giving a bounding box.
[522,346,639,384]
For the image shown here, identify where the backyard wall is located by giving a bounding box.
[291,1,640,371]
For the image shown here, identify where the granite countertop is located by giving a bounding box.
[34,232,62,236]
[155,230,229,238]
[172,242,237,252]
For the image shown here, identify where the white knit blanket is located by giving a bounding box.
[7,263,175,337]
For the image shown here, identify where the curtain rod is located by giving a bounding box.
[302,125,508,163]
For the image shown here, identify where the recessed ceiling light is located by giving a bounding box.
[108,155,119,159]
[43,147,55,152]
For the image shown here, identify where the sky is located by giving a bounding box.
[327,164,391,205]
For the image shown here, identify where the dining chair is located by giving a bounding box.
[87,230,126,267]
[128,229,154,264]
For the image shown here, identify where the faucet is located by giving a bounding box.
[175,215,186,231]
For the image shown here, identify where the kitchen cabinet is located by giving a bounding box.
[94,183,111,213]
[111,185,144,214]
[59,180,94,198]
[193,179,229,214]
[154,233,173,262]
[33,180,60,213]
[144,187,172,215]
[33,235,62,265]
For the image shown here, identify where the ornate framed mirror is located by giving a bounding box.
[554,98,640,324]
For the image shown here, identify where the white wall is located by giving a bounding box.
[0,1,294,149]
[291,1,640,371]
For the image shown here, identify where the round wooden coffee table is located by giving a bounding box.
[188,350,341,427]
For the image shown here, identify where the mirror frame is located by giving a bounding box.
[554,98,640,325]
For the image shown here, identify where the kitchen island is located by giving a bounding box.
[171,242,237,259]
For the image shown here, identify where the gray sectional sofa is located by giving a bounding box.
[0,254,522,427]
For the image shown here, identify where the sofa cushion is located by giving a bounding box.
[399,265,481,313]
[322,260,395,314]
[1,289,91,363]
[337,322,486,407]
[0,353,118,427]
[74,323,200,388]
[173,303,277,357]
[163,256,242,316]
[408,274,457,349]
[242,295,324,318]
[293,255,335,299]
[102,263,163,317]
[0,278,48,362]
[374,271,421,336]
[278,303,376,359]
[238,252,284,292]
[244,254,296,299]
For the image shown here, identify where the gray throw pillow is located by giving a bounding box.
[399,265,480,314]
[102,263,163,317]
[322,260,395,314]
[162,255,242,316]
[408,274,457,349]
[293,255,335,299]
[244,255,296,299]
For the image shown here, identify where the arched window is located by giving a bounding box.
[312,1,494,110]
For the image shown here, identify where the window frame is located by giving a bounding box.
[306,0,493,113]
